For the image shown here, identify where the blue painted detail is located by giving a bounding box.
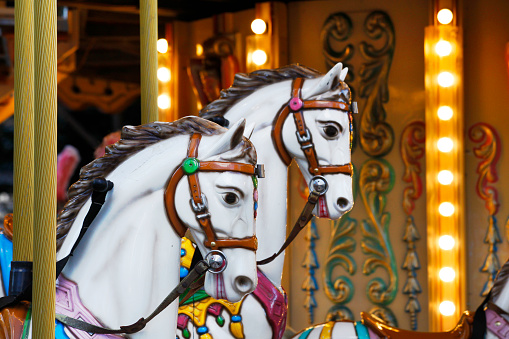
[0,234,13,294]
[197,326,208,334]
[355,321,370,339]
[180,267,189,278]
[55,320,71,339]
[297,328,312,339]
[231,315,242,322]
[254,202,258,210]
[181,248,186,257]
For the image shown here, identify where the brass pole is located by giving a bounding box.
[34,0,57,337]
[140,0,158,123]
[14,0,34,261]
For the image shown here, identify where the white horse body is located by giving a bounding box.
[21,117,260,338]
[180,63,354,339]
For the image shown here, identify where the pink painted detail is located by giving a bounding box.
[289,97,303,111]
[368,327,380,339]
[216,273,227,300]
[56,275,123,339]
[252,269,288,339]
[254,189,258,202]
[317,195,329,218]
[207,303,223,317]
[177,314,190,330]
[486,308,509,338]
[56,145,81,204]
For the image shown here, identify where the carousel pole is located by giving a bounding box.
[140,0,159,124]
[14,0,34,261]
[33,0,57,337]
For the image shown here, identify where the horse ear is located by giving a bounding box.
[243,122,256,139]
[339,67,348,81]
[201,119,246,159]
[303,62,343,99]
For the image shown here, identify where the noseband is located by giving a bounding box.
[165,133,258,251]
[272,77,356,177]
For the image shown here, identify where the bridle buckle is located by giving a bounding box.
[190,194,208,213]
[296,128,311,143]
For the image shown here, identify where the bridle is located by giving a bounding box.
[258,77,358,265]
[272,77,356,178]
[165,133,260,251]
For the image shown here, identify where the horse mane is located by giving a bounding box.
[56,116,226,250]
[491,257,509,301]
[199,64,323,124]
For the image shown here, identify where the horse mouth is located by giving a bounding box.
[317,195,329,218]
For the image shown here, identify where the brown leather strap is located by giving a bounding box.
[199,161,256,175]
[271,77,353,176]
[165,167,187,237]
[204,237,258,251]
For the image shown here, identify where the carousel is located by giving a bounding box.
[0,0,508,338]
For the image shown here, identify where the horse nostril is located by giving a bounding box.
[337,197,349,210]
[234,276,254,293]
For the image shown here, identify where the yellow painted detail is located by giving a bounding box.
[181,237,196,269]
[178,297,244,328]
[319,321,335,339]
[200,334,213,339]
[229,321,245,339]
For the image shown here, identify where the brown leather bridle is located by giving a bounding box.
[272,77,355,177]
[165,133,258,251]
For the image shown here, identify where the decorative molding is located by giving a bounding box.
[468,122,501,296]
[321,12,354,81]
[359,159,397,313]
[369,306,398,327]
[400,120,424,330]
[358,11,395,157]
[301,218,319,324]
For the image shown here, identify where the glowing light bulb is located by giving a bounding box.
[439,235,455,250]
[437,9,453,25]
[437,137,453,152]
[157,67,171,82]
[435,40,452,56]
[157,39,169,53]
[196,44,203,56]
[158,94,171,109]
[438,170,453,185]
[438,106,453,120]
[439,267,456,282]
[438,72,454,87]
[251,19,267,34]
[252,50,267,66]
[439,301,456,316]
[439,202,455,217]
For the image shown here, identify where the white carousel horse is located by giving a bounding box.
[1,116,262,338]
[175,63,355,339]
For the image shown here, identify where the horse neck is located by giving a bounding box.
[58,136,188,337]
[225,82,292,286]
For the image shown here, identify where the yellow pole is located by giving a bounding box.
[34,0,57,337]
[14,0,34,261]
[140,0,159,123]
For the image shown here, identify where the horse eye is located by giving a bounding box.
[323,125,339,138]
[223,192,239,205]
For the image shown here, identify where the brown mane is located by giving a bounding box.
[199,64,323,123]
[56,116,226,250]
[491,257,509,301]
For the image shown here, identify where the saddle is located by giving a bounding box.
[361,311,474,339]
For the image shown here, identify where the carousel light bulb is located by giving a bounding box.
[439,267,456,282]
[435,40,452,56]
[158,94,171,109]
[439,235,455,250]
[438,106,453,120]
[437,137,453,152]
[196,44,203,56]
[157,39,169,53]
[252,50,267,66]
[438,170,454,185]
[251,19,267,34]
[439,301,456,316]
[437,9,454,25]
[157,67,171,82]
[438,72,454,87]
[439,202,455,217]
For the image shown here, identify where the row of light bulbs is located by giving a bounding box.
[435,7,457,318]
[157,38,171,110]
[251,19,268,66]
